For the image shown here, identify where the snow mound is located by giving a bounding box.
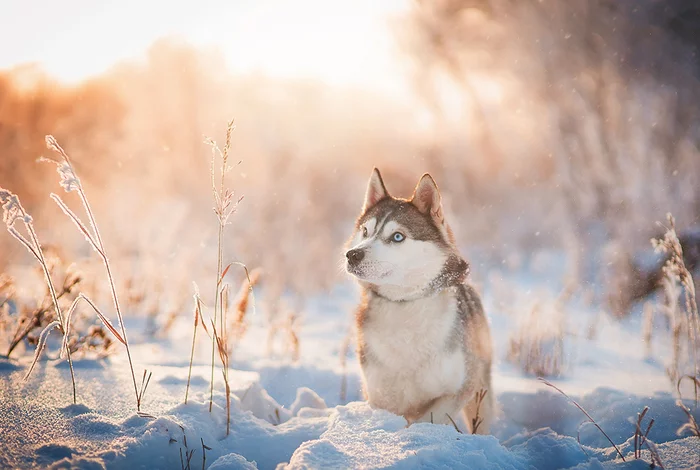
[277,402,691,470]
[647,437,700,469]
[89,394,328,470]
[290,387,327,417]
[235,382,292,424]
[209,452,258,469]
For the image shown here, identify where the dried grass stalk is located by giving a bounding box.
[539,378,625,462]
[652,214,699,397]
[206,120,243,413]
[184,285,203,404]
[676,375,700,439]
[507,301,566,377]
[0,188,77,403]
[470,389,488,434]
[211,319,231,436]
[42,135,140,410]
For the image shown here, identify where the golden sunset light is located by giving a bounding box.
[1,1,699,469]
[0,0,410,93]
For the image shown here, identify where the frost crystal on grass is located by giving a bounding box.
[55,161,80,192]
[23,320,62,381]
[38,158,80,193]
[41,135,80,193]
[0,190,32,226]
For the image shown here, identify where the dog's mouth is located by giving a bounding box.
[346,263,390,281]
[346,262,365,278]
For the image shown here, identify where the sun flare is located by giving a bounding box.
[0,0,410,93]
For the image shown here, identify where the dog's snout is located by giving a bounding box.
[346,248,365,265]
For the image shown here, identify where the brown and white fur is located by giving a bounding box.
[345,168,493,434]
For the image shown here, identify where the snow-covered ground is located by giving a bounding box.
[1,253,699,469]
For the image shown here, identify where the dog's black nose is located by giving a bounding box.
[346,248,365,265]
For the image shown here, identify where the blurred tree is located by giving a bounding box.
[0,66,124,208]
[400,0,700,252]
[656,0,700,69]
[0,66,125,271]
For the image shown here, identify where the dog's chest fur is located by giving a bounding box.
[357,288,468,416]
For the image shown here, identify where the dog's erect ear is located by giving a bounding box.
[411,173,444,225]
[362,168,389,212]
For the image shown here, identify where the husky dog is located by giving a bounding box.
[345,168,493,434]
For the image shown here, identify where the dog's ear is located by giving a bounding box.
[411,173,444,225]
[362,168,389,212]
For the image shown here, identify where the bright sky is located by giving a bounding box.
[0,0,410,94]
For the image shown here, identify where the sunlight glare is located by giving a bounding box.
[0,0,410,94]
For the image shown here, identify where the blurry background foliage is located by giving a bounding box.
[0,0,698,314]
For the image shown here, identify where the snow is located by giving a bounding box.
[1,253,699,469]
[284,402,591,470]
[289,387,327,417]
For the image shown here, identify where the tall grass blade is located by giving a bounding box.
[23,320,61,381]
[539,378,625,461]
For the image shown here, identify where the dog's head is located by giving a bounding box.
[345,168,468,301]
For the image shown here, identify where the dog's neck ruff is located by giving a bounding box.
[369,255,469,303]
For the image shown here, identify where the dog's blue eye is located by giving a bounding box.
[391,232,405,243]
